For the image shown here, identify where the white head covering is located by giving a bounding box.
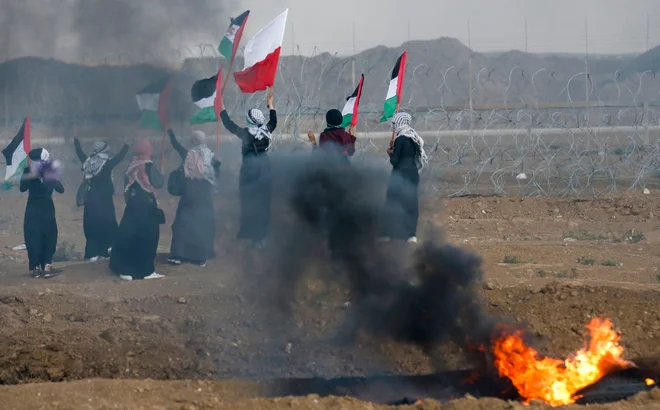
[391,112,428,170]
[191,130,206,146]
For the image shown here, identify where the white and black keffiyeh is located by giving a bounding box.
[246,109,272,141]
[82,141,109,179]
[391,112,428,170]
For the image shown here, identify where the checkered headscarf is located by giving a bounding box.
[92,141,108,155]
[246,109,271,141]
[391,112,428,170]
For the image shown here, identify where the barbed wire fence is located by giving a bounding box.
[3,47,660,198]
[223,51,660,199]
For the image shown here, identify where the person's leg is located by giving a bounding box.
[24,225,41,275]
[135,209,163,280]
[403,171,420,241]
[43,221,61,276]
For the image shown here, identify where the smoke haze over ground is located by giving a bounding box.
[259,149,503,372]
[0,0,238,62]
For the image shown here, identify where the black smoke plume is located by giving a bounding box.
[266,149,502,371]
[0,0,239,62]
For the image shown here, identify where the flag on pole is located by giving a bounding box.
[341,74,365,128]
[219,10,250,63]
[190,67,223,125]
[136,78,170,131]
[2,116,30,189]
[234,9,288,93]
[380,51,408,122]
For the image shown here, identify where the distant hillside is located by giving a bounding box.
[625,46,660,74]
[0,37,657,130]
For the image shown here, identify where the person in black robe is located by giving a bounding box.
[74,139,129,261]
[218,93,277,249]
[20,148,64,278]
[166,129,220,266]
[381,112,428,243]
[109,139,165,281]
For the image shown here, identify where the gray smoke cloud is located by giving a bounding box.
[0,0,239,62]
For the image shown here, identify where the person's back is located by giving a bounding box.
[390,135,419,171]
[88,164,114,195]
[319,128,356,159]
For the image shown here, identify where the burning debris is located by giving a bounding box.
[264,154,657,407]
[492,317,635,406]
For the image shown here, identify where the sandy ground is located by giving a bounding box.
[0,171,659,408]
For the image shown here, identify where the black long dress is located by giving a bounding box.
[382,135,420,239]
[220,109,277,243]
[167,131,220,263]
[74,140,129,259]
[20,169,64,271]
[109,163,164,280]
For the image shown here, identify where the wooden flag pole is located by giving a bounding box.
[221,59,234,95]
[217,65,231,154]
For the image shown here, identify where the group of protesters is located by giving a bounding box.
[19,92,427,281]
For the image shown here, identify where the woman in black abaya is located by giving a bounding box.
[109,139,165,281]
[218,93,277,249]
[167,130,220,266]
[74,139,128,261]
[20,148,64,278]
[381,112,428,243]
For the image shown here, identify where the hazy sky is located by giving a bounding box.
[1,0,658,62]
[238,0,660,56]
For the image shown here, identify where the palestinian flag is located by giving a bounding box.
[190,66,223,125]
[2,116,30,189]
[219,10,250,63]
[136,78,170,131]
[380,51,408,122]
[234,9,288,93]
[341,74,364,128]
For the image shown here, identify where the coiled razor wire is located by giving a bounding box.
[4,50,660,199]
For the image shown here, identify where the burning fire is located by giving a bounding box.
[647,378,656,387]
[492,317,633,407]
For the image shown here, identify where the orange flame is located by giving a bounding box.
[647,378,656,387]
[492,318,633,407]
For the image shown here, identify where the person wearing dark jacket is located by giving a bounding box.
[167,129,220,266]
[109,139,165,281]
[305,109,360,271]
[307,109,356,164]
[218,93,277,249]
[74,139,129,262]
[380,112,428,243]
[20,148,64,278]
